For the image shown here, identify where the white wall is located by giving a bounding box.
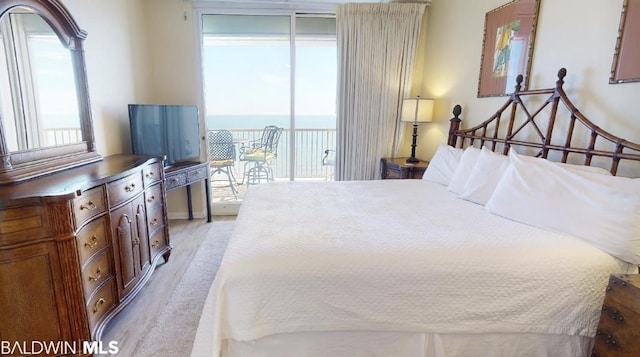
[144,0,199,105]
[57,0,640,217]
[144,0,208,218]
[61,0,151,156]
[62,0,205,219]
[417,0,640,164]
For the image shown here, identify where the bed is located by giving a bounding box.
[191,68,640,357]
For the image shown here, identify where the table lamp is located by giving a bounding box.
[401,97,433,163]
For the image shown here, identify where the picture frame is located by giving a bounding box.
[477,0,541,97]
[610,0,640,84]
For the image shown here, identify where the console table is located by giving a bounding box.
[165,161,212,222]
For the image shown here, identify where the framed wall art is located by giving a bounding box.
[610,0,640,83]
[477,0,541,97]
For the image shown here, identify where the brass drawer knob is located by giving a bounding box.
[80,201,97,211]
[84,235,99,248]
[93,298,106,313]
[88,267,102,282]
[124,183,136,192]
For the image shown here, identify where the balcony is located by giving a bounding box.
[45,127,333,202]
[44,128,82,146]
[209,128,336,202]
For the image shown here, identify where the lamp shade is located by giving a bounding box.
[400,98,434,123]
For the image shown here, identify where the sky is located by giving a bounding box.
[32,36,80,128]
[202,40,337,117]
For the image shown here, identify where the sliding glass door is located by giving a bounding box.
[294,17,337,181]
[200,12,336,209]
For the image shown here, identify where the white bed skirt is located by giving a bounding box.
[212,331,592,357]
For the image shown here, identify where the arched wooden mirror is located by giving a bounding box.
[0,0,100,184]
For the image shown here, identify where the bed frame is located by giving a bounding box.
[447,67,640,175]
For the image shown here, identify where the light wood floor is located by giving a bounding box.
[99,216,234,357]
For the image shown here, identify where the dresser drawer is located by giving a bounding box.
[381,158,428,180]
[76,216,109,265]
[107,172,144,206]
[407,165,427,179]
[145,183,164,207]
[605,274,640,312]
[149,229,167,257]
[86,278,116,332]
[81,247,113,298]
[73,186,106,228]
[143,161,163,187]
[146,204,165,235]
[384,166,406,179]
[592,274,640,357]
[593,295,640,356]
[187,165,208,183]
[165,172,187,190]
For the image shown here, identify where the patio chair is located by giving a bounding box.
[208,129,238,199]
[322,149,335,180]
[239,125,283,185]
[322,149,335,166]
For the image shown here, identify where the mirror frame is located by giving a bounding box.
[0,0,100,185]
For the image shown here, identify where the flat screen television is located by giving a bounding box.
[128,104,201,166]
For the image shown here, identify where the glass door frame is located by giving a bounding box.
[193,4,336,215]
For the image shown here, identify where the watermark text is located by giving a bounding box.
[1,340,119,355]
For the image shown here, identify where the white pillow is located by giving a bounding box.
[422,144,464,186]
[512,151,613,176]
[459,147,510,205]
[447,146,481,195]
[558,163,612,175]
[486,150,640,265]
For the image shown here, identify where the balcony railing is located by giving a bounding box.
[43,128,82,146]
[209,128,336,180]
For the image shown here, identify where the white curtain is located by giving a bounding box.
[335,3,426,181]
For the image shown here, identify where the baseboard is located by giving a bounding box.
[211,202,241,216]
[167,211,207,220]
[167,203,241,219]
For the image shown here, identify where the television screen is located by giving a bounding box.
[129,104,201,166]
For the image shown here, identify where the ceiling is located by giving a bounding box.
[191,0,428,4]
[189,0,430,13]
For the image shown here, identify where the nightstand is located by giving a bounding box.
[381,157,429,179]
[591,274,640,356]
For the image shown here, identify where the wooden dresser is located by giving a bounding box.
[591,274,640,356]
[0,154,171,351]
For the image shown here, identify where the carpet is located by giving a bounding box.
[133,220,233,357]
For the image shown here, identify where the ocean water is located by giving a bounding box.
[206,114,336,130]
[40,114,336,130]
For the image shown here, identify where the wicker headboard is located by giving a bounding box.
[447,68,640,176]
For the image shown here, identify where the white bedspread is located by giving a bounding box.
[193,180,635,356]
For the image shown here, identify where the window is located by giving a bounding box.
[200,12,337,207]
[0,12,80,150]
